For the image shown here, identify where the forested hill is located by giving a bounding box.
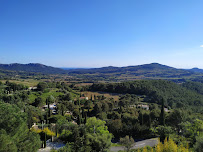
[68,63,190,74]
[67,63,198,81]
[0,63,66,74]
[89,80,203,111]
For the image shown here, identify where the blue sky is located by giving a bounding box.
[1,0,203,68]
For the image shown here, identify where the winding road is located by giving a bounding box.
[110,138,158,152]
[38,138,158,152]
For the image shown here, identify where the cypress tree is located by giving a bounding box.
[46,109,49,124]
[149,113,151,128]
[44,132,46,148]
[82,107,85,118]
[160,99,165,126]
[84,112,87,124]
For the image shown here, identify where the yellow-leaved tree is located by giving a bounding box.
[155,138,189,152]
[155,140,163,152]
[168,137,178,152]
[31,127,55,148]
[143,146,147,152]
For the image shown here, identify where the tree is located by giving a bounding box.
[142,146,147,152]
[167,109,188,133]
[46,95,55,105]
[0,129,17,152]
[93,103,102,114]
[181,119,203,144]
[155,137,189,152]
[85,117,112,152]
[159,99,165,126]
[155,126,173,142]
[194,136,203,152]
[108,119,123,138]
[31,127,55,148]
[120,135,134,152]
[60,93,72,101]
[37,82,47,91]
[0,102,41,151]
[32,97,42,107]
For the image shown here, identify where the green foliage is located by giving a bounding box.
[194,136,203,152]
[0,102,41,152]
[85,117,113,152]
[28,88,64,103]
[182,81,203,95]
[60,129,73,143]
[37,82,48,91]
[120,136,134,152]
[154,126,173,142]
[181,119,203,144]
[59,92,72,101]
[5,81,28,92]
[90,80,203,111]
[0,129,17,152]
[31,96,42,107]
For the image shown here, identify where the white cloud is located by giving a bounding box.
[200,45,203,47]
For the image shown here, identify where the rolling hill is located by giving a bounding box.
[0,63,66,74]
[66,63,199,81]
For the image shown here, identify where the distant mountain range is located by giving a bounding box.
[0,63,203,81]
[188,68,203,73]
[66,63,201,81]
[0,63,66,74]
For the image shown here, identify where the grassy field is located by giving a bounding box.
[81,91,120,101]
[29,88,79,104]
[29,88,64,103]
[1,79,40,87]
[75,83,93,87]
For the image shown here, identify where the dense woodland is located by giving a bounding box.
[89,80,203,111]
[0,78,203,152]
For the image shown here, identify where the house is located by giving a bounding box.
[28,87,37,90]
[43,103,56,110]
[43,103,57,114]
[32,123,39,130]
[79,97,88,100]
[137,104,149,110]
[164,108,170,112]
